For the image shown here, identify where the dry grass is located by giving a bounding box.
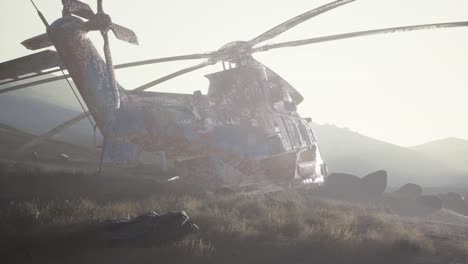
[1,191,437,263]
[1,161,463,263]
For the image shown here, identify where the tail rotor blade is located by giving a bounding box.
[21,33,52,50]
[97,0,104,13]
[62,0,95,20]
[111,23,139,45]
[101,30,118,92]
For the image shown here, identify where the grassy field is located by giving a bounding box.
[1,161,467,264]
[3,191,467,263]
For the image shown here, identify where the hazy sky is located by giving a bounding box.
[1,0,467,146]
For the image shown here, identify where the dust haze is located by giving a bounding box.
[0,1,467,263]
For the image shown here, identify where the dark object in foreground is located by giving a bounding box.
[88,211,199,247]
[320,170,387,201]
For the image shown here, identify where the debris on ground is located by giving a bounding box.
[87,211,199,247]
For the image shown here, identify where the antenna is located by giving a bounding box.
[30,0,49,27]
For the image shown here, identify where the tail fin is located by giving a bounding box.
[21,33,52,50]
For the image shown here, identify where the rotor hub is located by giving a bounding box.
[85,13,112,32]
[217,41,252,63]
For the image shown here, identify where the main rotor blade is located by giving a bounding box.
[115,52,217,69]
[0,75,68,94]
[248,0,356,47]
[0,50,61,82]
[111,23,139,45]
[132,60,215,92]
[17,111,91,153]
[0,52,218,93]
[253,21,468,52]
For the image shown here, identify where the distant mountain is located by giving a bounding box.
[411,138,468,173]
[1,74,84,111]
[0,123,98,162]
[0,76,99,147]
[311,124,467,188]
[1,78,466,187]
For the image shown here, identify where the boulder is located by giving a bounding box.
[383,195,442,217]
[323,172,387,201]
[361,170,387,196]
[323,173,362,199]
[418,195,443,211]
[440,192,465,203]
[58,153,70,162]
[439,192,468,216]
[393,183,422,199]
[325,173,361,188]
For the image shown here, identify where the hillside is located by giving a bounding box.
[1,78,466,187]
[1,74,84,111]
[411,138,468,173]
[0,123,98,162]
[311,123,467,187]
[0,76,99,147]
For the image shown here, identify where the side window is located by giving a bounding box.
[275,117,292,151]
[282,118,301,147]
[289,121,302,147]
[308,127,317,142]
[298,122,312,146]
[279,117,294,149]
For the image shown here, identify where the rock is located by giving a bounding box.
[418,195,443,211]
[91,211,198,247]
[59,153,70,162]
[361,170,387,196]
[323,173,362,199]
[439,192,468,216]
[323,171,388,201]
[440,192,465,202]
[383,195,442,217]
[393,183,422,199]
[325,173,361,188]
[320,171,388,201]
[384,183,441,216]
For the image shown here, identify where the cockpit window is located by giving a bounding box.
[309,128,317,142]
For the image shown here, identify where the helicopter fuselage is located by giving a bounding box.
[41,14,328,184]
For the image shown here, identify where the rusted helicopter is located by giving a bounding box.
[0,0,467,187]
